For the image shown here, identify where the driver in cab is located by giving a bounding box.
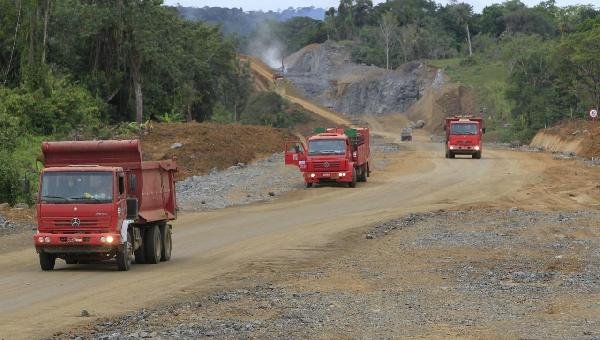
[83,177,110,200]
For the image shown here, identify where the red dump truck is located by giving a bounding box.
[33,140,177,271]
[285,127,370,188]
[444,116,485,159]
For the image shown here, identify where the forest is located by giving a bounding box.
[0,0,255,203]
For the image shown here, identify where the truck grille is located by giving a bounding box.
[47,217,107,234]
[313,161,342,171]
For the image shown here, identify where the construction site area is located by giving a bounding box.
[2,40,600,339]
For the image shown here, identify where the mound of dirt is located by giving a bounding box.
[404,82,476,133]
[284,41,436,116]
[530,120,600,158]
[140,122,293,180]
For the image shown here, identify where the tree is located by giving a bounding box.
[448,2,475,56]
[559,25,600,109]
[378,11,398,70]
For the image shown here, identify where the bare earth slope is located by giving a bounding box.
[530,120,600,158]
[140,122,292,180]
[244,55,351,126]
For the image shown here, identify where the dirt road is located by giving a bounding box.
[2,128,599,338]
[242,55,351,126]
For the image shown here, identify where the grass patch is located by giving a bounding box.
[426,56,514,142]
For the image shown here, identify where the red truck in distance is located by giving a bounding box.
[34,140,177,271]
[444,116,485,159]
[285,127,371,188]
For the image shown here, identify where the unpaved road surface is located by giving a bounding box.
[75,209,600,339]
[243,55,351,126]
[2,131,600,339]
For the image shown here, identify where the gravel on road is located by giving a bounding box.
[63,209,600,339]
[176,153,304,211]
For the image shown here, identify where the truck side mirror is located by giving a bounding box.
[126,198,139,220]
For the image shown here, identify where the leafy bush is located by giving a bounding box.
[0,76,104,136]
[240,92,309,128]
[0,114,36,204]
[211,103,235,124]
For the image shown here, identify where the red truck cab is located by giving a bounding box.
[444,117,485,159]
[34,140,177,271]
[285,127,370,188]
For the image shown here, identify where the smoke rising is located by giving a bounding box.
[247,23,285,70]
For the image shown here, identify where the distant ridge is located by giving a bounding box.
[176,6,326,35]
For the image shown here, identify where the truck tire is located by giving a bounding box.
[117,230,134,271]
[144,225,162,264]
[473,151,482,159]
[449,152,455,159]
[366,163,370,177]
[305,182,313,188]
[39,252,56,271]
[349,168,357,188]
[359,165,367,182]
[161,226,172,262]
[134,245,146,264]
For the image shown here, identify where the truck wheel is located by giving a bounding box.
[117,230,134,271]
[305,182,313,188]
[144,225,162,264]
[349,169,357,188]
[449,152,455,159]
[473,151,482,159]
[360,165,367,182]
[39,252,56,271]
[366,163,370,177]
[161,226,172,262]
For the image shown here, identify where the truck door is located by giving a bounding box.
[284,141,306,167]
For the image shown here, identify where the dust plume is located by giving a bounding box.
[247,22,285,70]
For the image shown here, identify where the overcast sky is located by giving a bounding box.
[165,0,597,13]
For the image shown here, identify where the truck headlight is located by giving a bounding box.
[38,236,44,243]
[449,146,455,150]
[474,146,480,151]
[44,236,51,243]
[310,173,316,178]
[106,236,114,244]
[338,172,344,177]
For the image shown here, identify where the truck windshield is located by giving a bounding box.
[308,139,346,155]
[450,123,478,135]
[40,171,113,204]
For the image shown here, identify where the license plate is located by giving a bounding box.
[322,173,330,177]
[68,237,83,243]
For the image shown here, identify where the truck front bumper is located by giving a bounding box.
[304,171,351,183]
[34,232,121,254]
[448,146,480,154]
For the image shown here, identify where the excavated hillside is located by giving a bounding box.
[284,41,437,116]
[405,82,476,133]
[530,120,600,158]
